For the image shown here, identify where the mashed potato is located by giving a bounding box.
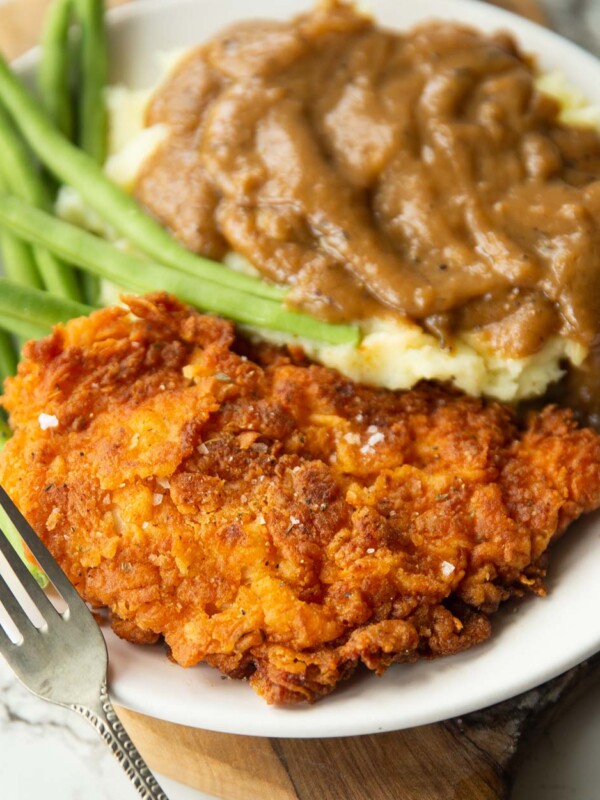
[56,52,595,403]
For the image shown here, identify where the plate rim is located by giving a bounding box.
[8,0,600,738]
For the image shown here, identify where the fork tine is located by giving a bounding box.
[0,570,43,637]
[0,620,21,664]
[0,525,60,624]
[0,485,81,608]
[0,619,14,650]
[0,593,51,684]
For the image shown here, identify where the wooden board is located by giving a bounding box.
[0,0,130,60]
[1,1,599,798]
[0,0,548,60]
[115,654,600,800]
[489,0,548,25]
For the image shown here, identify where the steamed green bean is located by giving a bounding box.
[73,0,107,304]
[0,228,42,290]
[0,504,48,587]
[0,275,92,329]
[75,0,108,165]
[39,0,74,139]
[0,53,285,302]
[0,315,50,342]
[0,413,9,448]
[0,331,17,382]
[0,103,81,300]
[0,195,359,345]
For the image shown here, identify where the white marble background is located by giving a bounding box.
[1,652,600,799]
[544,0,600,54]
[1,1,600,799]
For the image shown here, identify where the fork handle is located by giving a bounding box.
[72,682,171,799]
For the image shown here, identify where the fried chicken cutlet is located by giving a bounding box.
[1,294,599,704]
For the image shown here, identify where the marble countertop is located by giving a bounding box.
[1,1,600,799]
[544,0,600,55]
[1,651,599,800]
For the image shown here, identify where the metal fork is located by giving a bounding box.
[0,484,171,799]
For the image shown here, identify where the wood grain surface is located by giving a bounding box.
[115,709,509,800]
[1,1,599,798]
[0,0,129,60]
[489,0,548,24]
[0,0,547,59]
[115,654,600,800]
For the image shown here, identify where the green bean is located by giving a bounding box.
[35,245,82,300]
[0,228,42,290]
[0,163,41,291]
[0,53,285,303]
[0,104,82,301]
[0,275,92,331]
[0,315,50,342]
[39,0,74,139]
[0,346,45,588]
[78,268,98,306]
[0,390,50,589]
[0,413,10,450]
[74,0,107,165]
[0,405,37,583]
[73,0,107,305]
[0,330,17,382]
[0,105,48,203]
[0,195,359,345]
[0,504,48,587]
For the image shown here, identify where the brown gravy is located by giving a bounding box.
[136,1,600,365]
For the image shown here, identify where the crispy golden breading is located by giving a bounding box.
[1,294,600,703]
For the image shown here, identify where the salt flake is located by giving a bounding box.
[38,413,59,431]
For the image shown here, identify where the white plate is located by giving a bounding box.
[10,0,600,738]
